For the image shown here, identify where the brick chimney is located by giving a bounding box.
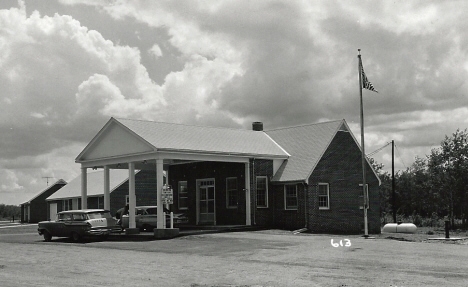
[252,122,263,131]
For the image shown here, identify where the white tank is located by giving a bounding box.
[382,223,417,234]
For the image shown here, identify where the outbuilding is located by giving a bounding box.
[21,179,67,223]
[75,117,381,234]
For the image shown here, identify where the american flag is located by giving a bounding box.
[360,62,378,93]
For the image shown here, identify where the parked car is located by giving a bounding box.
[118,206,188,231]
[38,209,122,242]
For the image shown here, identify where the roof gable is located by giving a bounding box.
[76,118,155,162]
[22,179,67,204]
[267,120,343,182]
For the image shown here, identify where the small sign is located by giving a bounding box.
[161,185,173,205]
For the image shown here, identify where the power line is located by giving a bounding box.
[394,143,407,170]
[367,141,392,157]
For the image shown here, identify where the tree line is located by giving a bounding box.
[0,204,21,221]
[377,129,468,228]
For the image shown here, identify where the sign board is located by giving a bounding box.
[161,185,173,205]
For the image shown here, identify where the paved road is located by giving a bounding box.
[0,225,467,286]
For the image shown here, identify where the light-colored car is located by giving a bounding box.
[118,206,188,231]
[38,209,121,242]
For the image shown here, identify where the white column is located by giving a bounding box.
[156,158,164,229]
[81,167,87,209]
[245,162,251,225]
[104,166,110,210]
[128,162,136,229]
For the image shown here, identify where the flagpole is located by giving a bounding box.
[358,49,369,237]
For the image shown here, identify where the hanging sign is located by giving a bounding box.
[161,185,173,205]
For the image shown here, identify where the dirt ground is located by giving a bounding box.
[0,224,467,287]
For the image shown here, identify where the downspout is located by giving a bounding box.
[303,181,308,228]
[252,158,256,226]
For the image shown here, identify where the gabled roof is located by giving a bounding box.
[22,179,67,204]
[117,118,289,158]
[267,119,380,184]
[266,120,344,182]
[76,118,289,162]
[47,170,132,201]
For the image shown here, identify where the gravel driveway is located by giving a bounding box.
[0,225,467,286]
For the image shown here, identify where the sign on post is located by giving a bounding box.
[161,185,173,205]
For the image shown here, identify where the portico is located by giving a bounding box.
[75,118,288,233]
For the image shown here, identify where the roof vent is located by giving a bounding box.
[252,122,263,131]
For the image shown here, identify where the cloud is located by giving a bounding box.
[148,44,162,59]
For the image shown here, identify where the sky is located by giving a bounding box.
[1,0,468,205]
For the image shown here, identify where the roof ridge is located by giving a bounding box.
[265,119,344,132]
[116,117,257,133]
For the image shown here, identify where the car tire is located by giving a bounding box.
[71,232,81,242]
[43,231,52,242]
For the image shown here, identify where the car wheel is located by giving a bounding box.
[71,232,81,242]
[43,231,52,242]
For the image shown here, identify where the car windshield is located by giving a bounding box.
[146,208,157,215]
[86,211,112,219]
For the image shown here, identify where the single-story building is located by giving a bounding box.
[75,117,381,234]
[46,169,160,220]
[21,179,67,223]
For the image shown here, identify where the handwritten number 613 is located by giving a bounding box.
[331,239,351,247]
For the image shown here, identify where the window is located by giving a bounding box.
[226,177,238,208]
[178,181,188,210]
[284,184,298,210]
[318,183,330,210]
[62,199,72,211]
[256,176,268,208]
[98,196,104,209]
[359,184,369,209]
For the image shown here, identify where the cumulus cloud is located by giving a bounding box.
[2,0,468,203]
[148,44,162,59]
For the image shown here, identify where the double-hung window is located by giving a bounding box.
[178,181,188,210]
[318,183,330,210]
[256,176,268,208]
[226,177,238,208]
[359,184,369,209]
[284,184,298,210]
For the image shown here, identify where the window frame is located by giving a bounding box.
[284,184,298,210]
[359,184,369,210]
[226,177,238,209]
[178,181,188,210]
[256,176,269,208]
[318,183,330,210]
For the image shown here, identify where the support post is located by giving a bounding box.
[245,162,251,226]
[156,159,164,229]
[128,162,136,229]
[104,166,110,210]
[81,167,87,209]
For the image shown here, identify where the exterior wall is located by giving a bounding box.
[270,183,307,230]
[21,183,66,223]
[250,159,275,227]
[169,161,246,225]
[109,169,158,216]
[307,130,380,234]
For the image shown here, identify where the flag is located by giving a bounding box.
[360,62,378,93]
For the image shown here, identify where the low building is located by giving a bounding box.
[46,169,159,219]
[75,117,381,234]
[21,179,67,223]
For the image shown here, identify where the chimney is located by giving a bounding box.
[252,122,263,131]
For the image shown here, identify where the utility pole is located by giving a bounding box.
[42,176,53,186]
[392,140,396,223]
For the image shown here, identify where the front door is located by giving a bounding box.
[196,179,215,225]
[49,203,57,221]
